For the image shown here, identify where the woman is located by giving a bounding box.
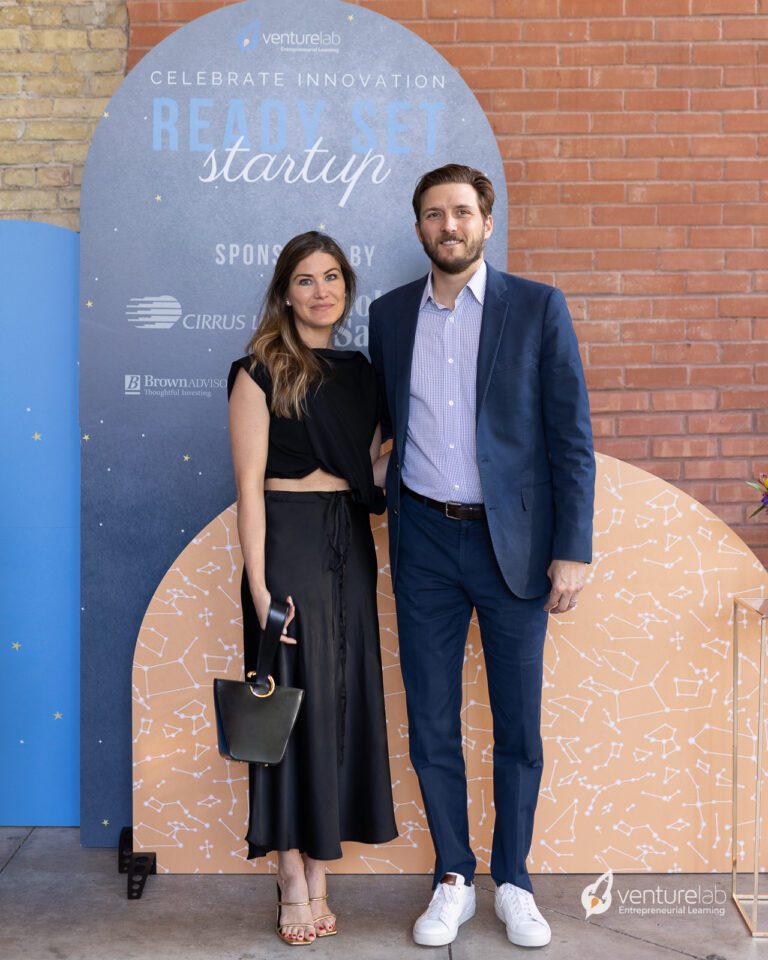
[227,232,397,945]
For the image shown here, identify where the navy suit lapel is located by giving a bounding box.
[476,263,509,421]
[395,277,426,455]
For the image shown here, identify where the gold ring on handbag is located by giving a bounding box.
[248,674,276,698]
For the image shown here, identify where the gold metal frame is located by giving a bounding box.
[732,596,768,937]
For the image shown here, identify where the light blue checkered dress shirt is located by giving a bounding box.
[401,260,487,504]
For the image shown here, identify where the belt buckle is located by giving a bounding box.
[445,500,463,520]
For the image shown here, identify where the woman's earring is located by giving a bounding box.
[285,300,291,306]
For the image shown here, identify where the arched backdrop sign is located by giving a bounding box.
[130,456,768,875]
[79,0,507,845]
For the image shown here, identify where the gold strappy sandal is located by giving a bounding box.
[309,895,338,937]
[276,882,316,946]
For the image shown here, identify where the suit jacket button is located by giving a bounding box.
[393,508,398,516]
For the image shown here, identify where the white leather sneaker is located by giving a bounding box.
[413,873,476,947]
[494,882,551,947]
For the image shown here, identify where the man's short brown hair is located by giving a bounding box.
[412,163,495,221]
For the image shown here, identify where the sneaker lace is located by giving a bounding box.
[501,886,537,921]
[425,883,462,922]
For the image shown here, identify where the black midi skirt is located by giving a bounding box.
[241,490,398,860]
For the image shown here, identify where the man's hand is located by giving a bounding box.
[544,560,588,614]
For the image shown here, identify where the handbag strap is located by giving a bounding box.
[247,599,290,694]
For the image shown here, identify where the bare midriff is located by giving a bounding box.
[264,467,350,492]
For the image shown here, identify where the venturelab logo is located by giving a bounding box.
[236,18,260,52]
[582,869,613,918]
[125,296,182,330]
[236,17,340,54]
[581,868,726,920]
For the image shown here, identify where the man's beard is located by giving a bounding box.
[420,230,485,274]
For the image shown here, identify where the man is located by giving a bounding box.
[368,164,595,948]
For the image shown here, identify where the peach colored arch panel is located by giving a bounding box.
[132,455,768,874]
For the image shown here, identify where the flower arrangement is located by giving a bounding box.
[747,474,768,518]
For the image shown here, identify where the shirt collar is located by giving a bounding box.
[420,259,487,311]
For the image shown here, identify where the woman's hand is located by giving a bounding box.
[254,587,296,644]
[281,596,296,643]
[370,424,390,488]
[373,450,390,487]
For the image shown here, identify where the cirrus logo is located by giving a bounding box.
[125,296,182,330]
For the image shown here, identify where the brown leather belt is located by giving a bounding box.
[402,484,486,521]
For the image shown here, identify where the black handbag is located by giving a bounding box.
[213,599,304,766]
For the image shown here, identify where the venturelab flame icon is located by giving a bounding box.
[581,869,613,919]
[236,18,260,52]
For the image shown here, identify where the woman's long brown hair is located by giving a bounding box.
[245,232,357,419]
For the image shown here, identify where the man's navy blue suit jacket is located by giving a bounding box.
[368,262,596,599]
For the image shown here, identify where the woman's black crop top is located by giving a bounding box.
[227,349,385,513]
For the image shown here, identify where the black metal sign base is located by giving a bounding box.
[118,825,157,899]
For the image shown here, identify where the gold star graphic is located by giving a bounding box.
[154,194,162,202]
[53,712,63,720]
[32,432,41,441]
[86,299,93,308]
[101,819,110,826]
[103,111,109,118]
[319,223,326,230]
[347,13,354,21]
[82,434,90,441]
[183,454,191,461]
[12,642,21,651]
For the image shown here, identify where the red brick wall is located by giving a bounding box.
[127,0,768,563]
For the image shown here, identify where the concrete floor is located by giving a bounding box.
[0,827,762,960]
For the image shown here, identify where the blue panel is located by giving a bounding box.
[0,220,80,826]
[78,0,508,846]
